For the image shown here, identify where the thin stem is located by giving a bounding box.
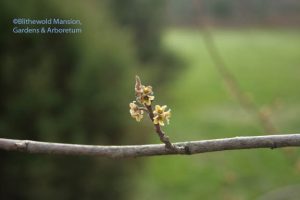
[201,27,277,134]
[138,107,149,113]
[134,75,180,151]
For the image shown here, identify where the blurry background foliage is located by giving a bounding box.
[1,0,300,200]
[0,0,180,199]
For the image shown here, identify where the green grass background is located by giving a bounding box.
[132,29,300,200]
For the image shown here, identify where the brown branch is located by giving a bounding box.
[1,134,300,158]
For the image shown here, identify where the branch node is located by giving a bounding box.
[15,141,29,152]
[1,134,300,158]
[184,145,192,155]
[270,142,277,149]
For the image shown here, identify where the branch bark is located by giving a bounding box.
[1,134,300,158]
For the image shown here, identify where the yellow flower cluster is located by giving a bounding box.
[136,85,155,106]
[153,105,171,126]
[129,101,143,122]
[129,76,171,126]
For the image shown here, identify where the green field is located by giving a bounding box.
[133,29,300,200]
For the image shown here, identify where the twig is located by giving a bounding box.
[145,105,174,150]
[201,26,278,134]
[133,75,180,151]
[191,0,277,134]
[1,134,300,158]
[138,107,149,113]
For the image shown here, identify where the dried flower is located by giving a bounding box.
[135,75,142,96]
[153,105,171,126]
[135,76,155,106]
[142,85,153,95]
[130,76,174,149]
[129,101,144,122]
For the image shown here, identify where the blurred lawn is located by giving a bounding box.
[133,29,300,200]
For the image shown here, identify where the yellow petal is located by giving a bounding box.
[159,120,165,126]
[164,110,171,118]
[129,103,134,109]
[153,117,159,124]
[155,105,161,111]
[129,109,134,115]
[136,114,143,122]
[149,95,155,101]
[145,99,151,106]
[129,101,138,109]
[143,86,153,94]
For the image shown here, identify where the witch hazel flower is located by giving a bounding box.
[129,101,144,122]
[129,75,171,125]
[129,75,175,149]
[153,105,171,126]
[135,77,155,106]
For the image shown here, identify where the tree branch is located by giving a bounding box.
[191,3,278,134]
[201,27,278,134]
[1,134,300,158]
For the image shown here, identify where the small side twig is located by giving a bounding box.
[137,107,149,113]
[130,76,181,152]
[191,0,277,134]
[145,105,173,149]
[201,25,277,134]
